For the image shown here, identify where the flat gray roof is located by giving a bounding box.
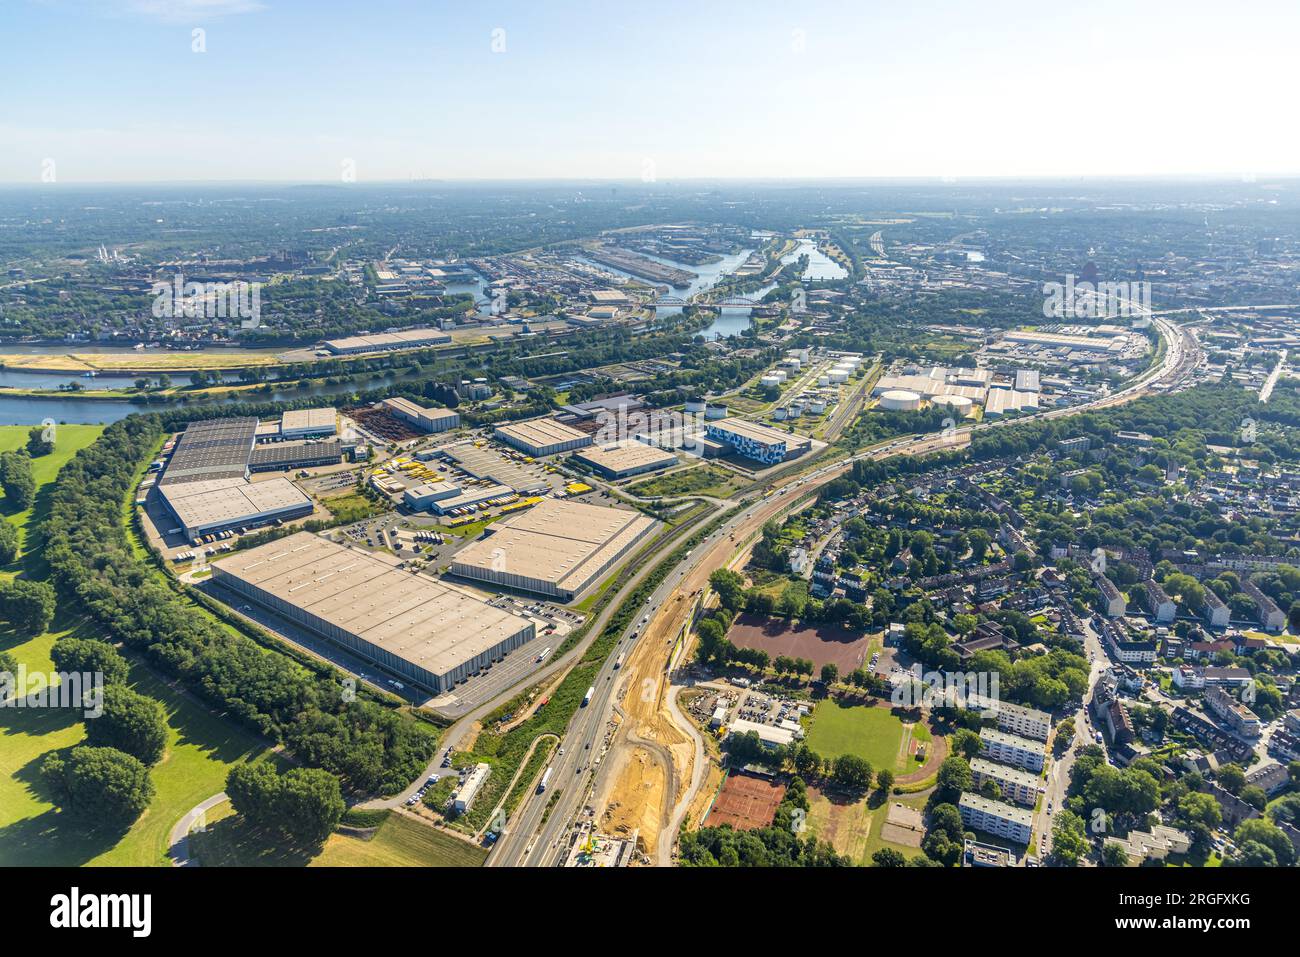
[160,476,312,532]
[452,498,656,592]
[212,531,531,676]
[574,442,677,473]
[495,417,589,450]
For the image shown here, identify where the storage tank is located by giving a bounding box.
[705,403,728,420]
[817,375,831,387]
[878,389,922,412]
[760,374,782,389]
[772,407,788,421]
[685,397,706,413]
[932,394,974,416]
[828,370,848,384]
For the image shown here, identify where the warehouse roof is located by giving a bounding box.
[573,442,677,474]
[495,417,590,450]
[211,532,531,677]
[707,417,801,447]
[160,476,311,532]
[281,407,337,432]
[160,417,258,485]
[452,498,656,593]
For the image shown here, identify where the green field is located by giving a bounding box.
[803,701,912,772]
[0,424,106,576]
[191,803,487,867]
[0,422,278,866]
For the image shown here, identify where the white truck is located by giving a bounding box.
[582,686,595,707]
[537,766,553,793]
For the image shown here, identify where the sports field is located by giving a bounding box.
[803,701,913,772]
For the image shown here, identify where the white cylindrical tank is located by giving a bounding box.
[932,394,974,416]
[829,370,848,384]
[817,375,831,386]
[879,389,921,412]
[685,397,706,413]
[705,403,728,420]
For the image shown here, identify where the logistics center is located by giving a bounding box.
[449,498,658,600]
[211,532,535,693]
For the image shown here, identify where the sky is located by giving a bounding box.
[2,0,1297,183]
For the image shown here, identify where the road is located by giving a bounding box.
[489,309,1199,866]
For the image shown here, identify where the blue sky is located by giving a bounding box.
[3,0,1296,182]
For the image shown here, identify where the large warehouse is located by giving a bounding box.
[211,532,535,693]
[380,397,460,433]
[494,417,593,457]
[573,442,678,479]
[156,417,315,540]
[449,498,658,600]
[323,327,451,355]
[159,476,314,540]
[278,407,338,439]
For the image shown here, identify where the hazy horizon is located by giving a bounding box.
[5,0,1298,183]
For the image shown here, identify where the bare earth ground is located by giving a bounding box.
[726,612,873,672]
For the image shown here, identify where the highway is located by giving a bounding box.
[488,308,1200,866]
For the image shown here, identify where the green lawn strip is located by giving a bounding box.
[192,800,485,867]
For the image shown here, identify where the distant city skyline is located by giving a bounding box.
[4,0,1298,183]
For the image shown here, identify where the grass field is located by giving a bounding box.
[0,609,277,866]
[191,803,487,867]
[0,424,105,573]
[804,786,930,865]
[803,701,912,772]
[0,422,278,866]
[627,463,746,499]
[0,351,283,374]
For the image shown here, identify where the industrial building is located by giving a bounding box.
[323,327,451,355]
[427,483,516,515]
[958,792,1033,844]
[704,417,811,466]
[211,532,535,693]
[494,417,593,457]
[403,481,461,511]
[159,476,314,541]
[380,397,460,433]
[573,442,678,479]
[278,407,338,440]
[455,763,491,813]
[449,498,658,600]
[438,443,549,494]
[156,417,315,540]
[249,439,343,472]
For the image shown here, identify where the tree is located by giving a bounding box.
[709,569,747,613]
[872,848,907,867]
[1101,842,1131,867]
[949,728,982,759]
[1233,818,1295,866]
[85,686,167,765]
[935,756,972,801]
[820,663,839,686]
[0,521,17,565]
[1051,809,1090,866]
[1239,785,1268,812]
[876,769,895,794]
[26,425,54,457]
[42,745,154,826]
[0,578,56,634]
[49,638,130,687]
[226,763,344,846]
[0,451,35,512]
[831,754,874,790]
[1216,764,1246,795]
